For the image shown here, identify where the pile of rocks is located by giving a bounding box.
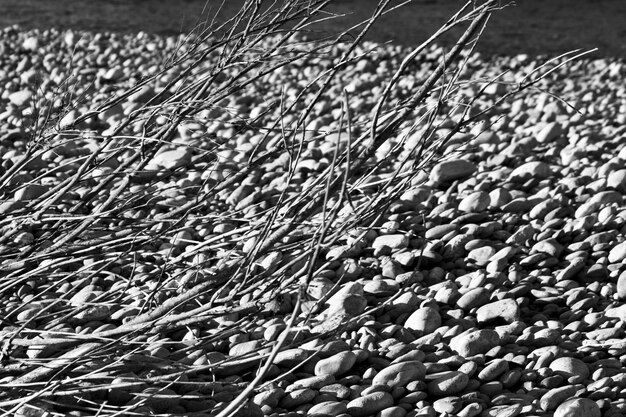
[1,23,626,417]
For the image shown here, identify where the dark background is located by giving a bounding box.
[1,0,624,58]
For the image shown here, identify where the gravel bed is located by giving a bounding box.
[0,23,626,417]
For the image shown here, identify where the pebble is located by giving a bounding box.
[456,288,491,310]
[429,159,477,184]
[323,282,367,318]
[449,329,500,357]
[536,121,563,143]
[549,357,589,383]
[458,191,490,213]
[278,388,317,409]
[477,358,509,381]
[14,184,49,201]
[426,371,469,396]
[539,385,577,411]
[150,148,193,170]
[314,351,357,377]
[308,401,348,416]
[371,361,426,388]
[608,241,626,263]
[481,404,523,417]
[432,396,463,414]
[476,299,520,324]
[347,392,394,417]
[554,397,601,417]
[509,161,552,181]
[404,306,441,333]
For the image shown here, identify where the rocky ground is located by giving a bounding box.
[0,17,626,417]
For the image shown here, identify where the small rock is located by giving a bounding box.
[457,402,482,417]
[308,401,348,416]
[314,351,357,377]
[539,385,577,411]
[456,288,491,310]
[377,406,408,417]
[476,299,520,324]
[347,392,394,417]
[432,396,463,414]
[430,159,477,184]
[404,307,441,333]
[617,270,626,300]
[549,357,589,383]
[477,358,508,381]
[449,329,500,357]
[531,238,564,257]
[458,191,490,213]
[8,90,33,107]
[536,121,563,143]
[509,161,552,181]
[371,361,426,388]
[274,349,310,368]
[14,184,48,201]
[151,148,193,170]
[427,371,469,396]
[278,388,316,409]
[607,169,626,191]
[466,246,497,266]
[481,404,522,417]
[253,388,285,408]
[553,397,600,417]
[323,282,367,318]
[372,234,409,252]
[608,241,626,263]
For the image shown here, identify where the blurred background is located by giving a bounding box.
[1,0,624,58]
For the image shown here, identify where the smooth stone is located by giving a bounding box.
[456,288,491,310]
[607,169,626,190]
[404,307,441,333]
[323,282,367,318]
[377,406,407,417]
[347,392,394,417]
[458,191,490,213]
[489,188,512,207]
[278,388,317,409]
[14,184,49,201]
[531,238,564,257]
[308,401,348,416]
[430,159,477,184]
[8,90,33,106]
[449,329,500,357]
[509,161,552,181]
[372,234,409,251]
[274,348,309,368]
[372,361,426,388]
[457,402,483,417]
[314,351,357,377]
[287,374,334,391]
[478,358,509,381]
[608,241,626,263]
[481,404,522,417]
[476,299,520,324]
[427,371,469,396]
[617,270,626,300]
[536,121,563,143]
[549,357,589,383]
[432,396,463,414]
[466,246,497,266]
[425,224,458,240]
[539,385,577,411]
[150,148,193,170]
[553,397,601,417]
[253,388,286,408]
